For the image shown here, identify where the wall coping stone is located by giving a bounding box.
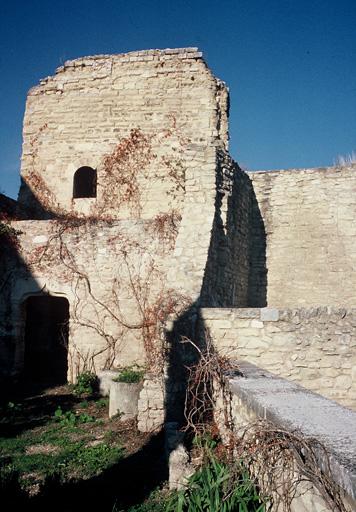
[247,163,356,177]
[228,361,356,501]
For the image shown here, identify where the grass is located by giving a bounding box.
[114,488,170,511]
[0,385,162,511]
[0,414,124,489]
[334,151,356,166]
[0,390,132,494]
[0,387,264,511]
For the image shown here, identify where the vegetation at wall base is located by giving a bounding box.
[71,371,98,395]
[164,434,265,512]
[166,461,265,512]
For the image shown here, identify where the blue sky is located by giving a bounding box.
[1,0,355,198]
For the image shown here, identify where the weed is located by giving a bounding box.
[96,398,109,409]
[0,395,127,495]
[334,151,356,166]
[6,401,22,412]
[72,371,98,396]
[114,366,144,384]
[104,430,116,443]
[109,410,124,421]
[113,488,169,512]
[166,459,265,512]
[72,443,124,477]
[54,406,95,426]
[0,401,22,420]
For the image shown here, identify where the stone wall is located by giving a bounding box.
[201,307,356,410]
[18,48,228,220]
[5,219,171,378]
[0,201,24,378]
[249,165,356,307]
[4,47,356,402]
[200,153,266,308]
[215,362,356,511]
[2,49,237,380]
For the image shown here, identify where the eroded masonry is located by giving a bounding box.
[0,48,355,410]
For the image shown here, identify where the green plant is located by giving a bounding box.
[166,441,265,512]
[96,397,109,408]
[78,412,96,424]
[167,462,264,512]
[54,407,75,426]
[113,488,169,512]
[72,371,97,395]
[5,401,23,417]
[114,366,144,384]
[54,407,95,426]
[73,443,124,477]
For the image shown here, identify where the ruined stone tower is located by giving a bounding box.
[18,48,228,219]
[0,48,355,412]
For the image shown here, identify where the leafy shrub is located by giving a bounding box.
[72,371,97,395]
[114,366,144,384]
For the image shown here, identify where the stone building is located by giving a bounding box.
[0,48,355,411]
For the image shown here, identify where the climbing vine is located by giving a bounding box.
[26,219,188,377]
[3,117,189,384]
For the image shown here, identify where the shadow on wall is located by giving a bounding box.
[162,159,268,459]
[0,195,69,394]
[18,165,98,220]
[17,178,57,220]
[201,155,267,308]
[3,158,268,414]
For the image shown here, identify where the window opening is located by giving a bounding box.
[73,166,97,198]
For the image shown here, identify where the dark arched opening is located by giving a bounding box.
[73,166,97,198]
[23,295,69,386]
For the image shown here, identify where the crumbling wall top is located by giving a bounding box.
[32,48,206,90]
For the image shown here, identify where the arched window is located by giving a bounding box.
[73,167,97,198]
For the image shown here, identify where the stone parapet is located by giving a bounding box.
[222,361,356,511]
[201,307,356,410]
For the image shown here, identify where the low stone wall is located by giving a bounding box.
[216,362,356,512]
[201,307,356,410]
[137,375,165,432]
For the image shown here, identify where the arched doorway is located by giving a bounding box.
[23,295,69,386]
